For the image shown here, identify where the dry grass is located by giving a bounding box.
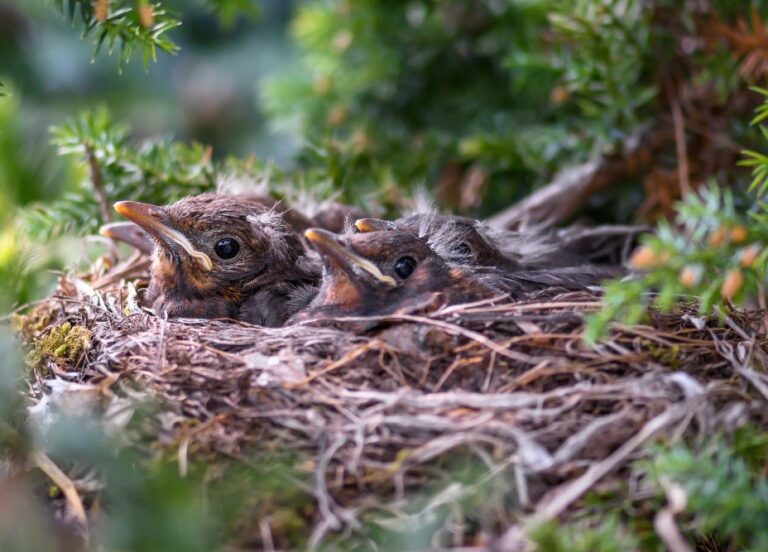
[15,253,768,549]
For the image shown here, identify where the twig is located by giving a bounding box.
[671,98,691,196]
[84,144,113,225]
[486,125,674,229]
[285,340,385,388]
[31,449,89,538]
[713,310,768,401]
[324,312,540,365]
[654,478,693,552]
[521,397,701,529]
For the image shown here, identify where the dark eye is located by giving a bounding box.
[393,256,416,279]
[214,238,240,259]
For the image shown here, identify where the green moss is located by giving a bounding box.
[647,344,681,368]
[10,305,53,342]
[26,321,91,369]
[529,517,639,552]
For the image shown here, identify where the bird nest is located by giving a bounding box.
[14,253,768,549]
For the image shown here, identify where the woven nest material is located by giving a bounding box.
[16,253,768,549]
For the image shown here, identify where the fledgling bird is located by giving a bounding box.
[309,202,369,234]
[355,213,638,276]
[293,228,614,322]
[292,228,498,322]
[102,197,366,253]
[355,214,525,270]
[114,193,319,326]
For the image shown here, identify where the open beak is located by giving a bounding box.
[114,201,213,271]
[354,218,394,233]
[99,221,154,254]
[304,228,396,286]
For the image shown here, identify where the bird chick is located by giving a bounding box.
[295,227,622,324]
[355,214,528,271]
[355,213,630,274]
[293,228,499,321]
[310,202,369,234]
[114,193,319,326]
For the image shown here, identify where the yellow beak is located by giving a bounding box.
[114,201,213,271]
[305,228,396,286]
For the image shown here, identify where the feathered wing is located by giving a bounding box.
[472,265,626,298]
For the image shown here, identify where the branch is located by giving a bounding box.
[486,125,674,230]
[85,144,112,224]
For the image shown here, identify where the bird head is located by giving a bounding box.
[114,193,312,317]
[301,227,492,318]
[356,213,522,271]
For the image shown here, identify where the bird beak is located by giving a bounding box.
[114,201,214,271]
[354,218,393,233]
[99,222,154,254]
[304,228,397,286]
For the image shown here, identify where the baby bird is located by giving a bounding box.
[355,213,634,276]
[356,214,525,271]
[294,228,612,322]
[114,193,319,326]
[293,228,498,321]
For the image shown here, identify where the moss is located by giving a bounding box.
[10,304,53,342]
[529,517,639,552]
[648,344,681,368]
[26,321,91,369]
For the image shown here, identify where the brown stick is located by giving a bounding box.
[85,144,113,224]
[671,98,691,196]
[526,398,698,526]
[486,125,674,230]
[31,449,89,539]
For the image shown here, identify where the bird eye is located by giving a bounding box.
[393,256,416,279]
[214,238,240,259]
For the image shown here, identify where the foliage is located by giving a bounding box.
[263,0,564,209]
[51,0,181,69]
[262,0,759,215]
[206,0,261,28]
[530,517,639,552]
[50,0,264,68]
[586,89,768,341]
[0,84,78,311]
[548,0,655,139]
[647,430,768,552]
[23,108,218,240]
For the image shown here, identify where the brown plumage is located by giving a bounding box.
[114,193,319,326]
[103,196,366,254]
[292,228,618,324]
[356,213,640,274]
[355,214,524,271]
[292,228,498,322]
[310,202,368,233]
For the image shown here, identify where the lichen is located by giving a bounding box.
[26,321,91,369]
